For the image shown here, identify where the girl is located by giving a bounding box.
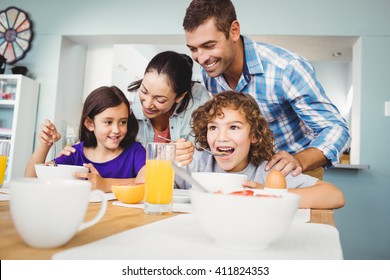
[24,86,146,192]
[127,51,210,166]
[181,91,345,209]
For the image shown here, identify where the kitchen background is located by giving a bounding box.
[1,0,389,259]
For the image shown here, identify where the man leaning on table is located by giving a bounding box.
[182,0,350,179]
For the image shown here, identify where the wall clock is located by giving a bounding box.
[0,7,34,65]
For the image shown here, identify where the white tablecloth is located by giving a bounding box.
[53,213,343,260]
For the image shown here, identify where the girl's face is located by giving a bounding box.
[85,103,129,151]
[139,71,185,120]
[207,108,257,172]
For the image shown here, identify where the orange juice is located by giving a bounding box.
[145,159,174,204]
[0,155,7,186]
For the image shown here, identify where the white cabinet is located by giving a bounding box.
[0,75,39,183]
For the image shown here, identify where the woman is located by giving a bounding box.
[127,51,210,165]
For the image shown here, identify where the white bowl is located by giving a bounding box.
[35,164,88,180]
[190,188,300,251]
[191,172,247,192]
[173,189,191,203]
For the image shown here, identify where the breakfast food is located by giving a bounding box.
[265,170,287,189]
[211,169,287,197]
[112,183,145,204]
[215,189,281,198]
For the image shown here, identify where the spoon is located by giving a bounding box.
[157,135,228,157]
[52,132,58,167]
[171,161,208,192]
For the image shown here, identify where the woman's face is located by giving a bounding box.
[138,71,183,120]
[207,108,257,172]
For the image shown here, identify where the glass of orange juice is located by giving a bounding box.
[144,142,176,215]
[0,142,10,188]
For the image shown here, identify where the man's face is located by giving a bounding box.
[185,19,236,78]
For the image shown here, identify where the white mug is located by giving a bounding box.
[9,178,107,248]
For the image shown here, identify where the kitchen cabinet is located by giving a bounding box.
[0,75,39,183]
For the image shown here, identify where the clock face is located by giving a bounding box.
[0,7,34,65]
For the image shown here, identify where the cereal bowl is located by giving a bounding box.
[35,164,88,180]
[190,188,300,251]
[191,172,247,192]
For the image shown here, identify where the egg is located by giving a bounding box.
[265,170,287,189]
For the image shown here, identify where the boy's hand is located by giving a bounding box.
[242,180,264,189]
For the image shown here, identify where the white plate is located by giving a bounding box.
[173,189,190,203]
[90,192,116,203]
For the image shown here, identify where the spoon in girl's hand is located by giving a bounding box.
[52,132,58,167]
[157,135,228,157]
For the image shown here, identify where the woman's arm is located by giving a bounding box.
[174,138,195,167]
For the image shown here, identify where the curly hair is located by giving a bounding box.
[191,91,275,166]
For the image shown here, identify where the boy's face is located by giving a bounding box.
[185,18,237,78]
[207,107,256,172]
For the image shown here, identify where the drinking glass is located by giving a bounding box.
[0,142,10,187]
[144,142,176,215]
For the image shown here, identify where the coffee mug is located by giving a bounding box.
[9,178,107,248]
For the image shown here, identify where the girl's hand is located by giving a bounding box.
[38,119,61,146]
[74,163,109,192]
[242,179,264,189]
[174,138,194,167]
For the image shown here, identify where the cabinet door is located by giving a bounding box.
[0,74,39,183]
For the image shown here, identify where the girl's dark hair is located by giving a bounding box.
[183,0,237,39]
[128,51,194,114]
[191,91,275,166]
[80,86,138,148]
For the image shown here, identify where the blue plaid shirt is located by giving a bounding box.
[202,35,351,167]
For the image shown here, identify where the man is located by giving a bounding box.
[183,0,350,179]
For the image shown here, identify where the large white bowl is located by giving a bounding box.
[191,172,247,192]
[35,164,88,180]
[190,188,300,251]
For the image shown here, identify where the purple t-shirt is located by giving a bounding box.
[55,141,146,178]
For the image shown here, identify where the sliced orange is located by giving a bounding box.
[111,183,145,204]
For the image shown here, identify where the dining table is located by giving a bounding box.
[0,195,336,260]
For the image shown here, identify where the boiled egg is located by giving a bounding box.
[265,170,287,189]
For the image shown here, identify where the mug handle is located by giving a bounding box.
[78,189,107,232]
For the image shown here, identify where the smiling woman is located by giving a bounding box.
[127,51,210,147]
[126,51,210,167]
